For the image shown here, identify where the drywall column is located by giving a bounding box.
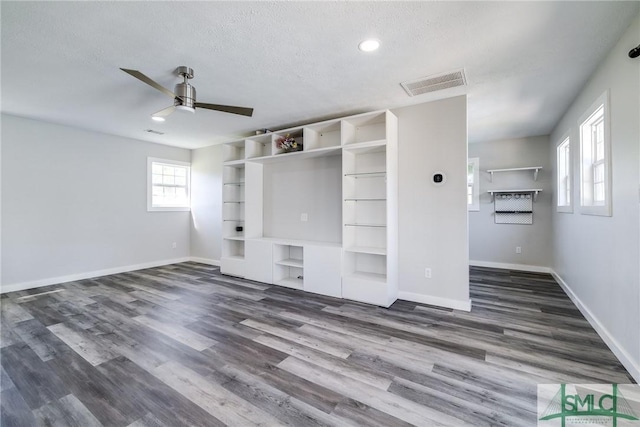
[392,96,470,310]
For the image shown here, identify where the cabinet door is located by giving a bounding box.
[304,246,342,298]
[245,240,273,283]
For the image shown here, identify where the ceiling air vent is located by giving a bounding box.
[145,129,165,135]
[401,69,467,97]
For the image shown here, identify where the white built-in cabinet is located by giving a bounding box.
[220,110,398,307]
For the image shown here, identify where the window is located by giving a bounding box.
[579,91,611,216]
[147,158,191,211]
[468,157,479,211]
[556,136,572,212]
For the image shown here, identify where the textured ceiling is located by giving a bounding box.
[1,2,638,149]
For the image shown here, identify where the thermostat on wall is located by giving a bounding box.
[432,171,447,186]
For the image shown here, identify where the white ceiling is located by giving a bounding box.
[1,2,637,149]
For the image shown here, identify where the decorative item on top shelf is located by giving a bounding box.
[276,134,302,153]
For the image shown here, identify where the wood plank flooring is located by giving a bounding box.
[1,263,635,426]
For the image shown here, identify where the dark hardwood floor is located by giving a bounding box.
[0,263,634,426]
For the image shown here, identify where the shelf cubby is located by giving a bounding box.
[246,134,273,159]
[223,239,245,259]
[273,244,304,290]
[223,140,246,162]
[304,120,341,151]
[343,252,387,282]
[342,111,387,145]
[273,128,304,155]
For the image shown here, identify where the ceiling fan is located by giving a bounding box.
[120,66,254,119]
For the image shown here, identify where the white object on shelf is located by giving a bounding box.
[486,166,542,182]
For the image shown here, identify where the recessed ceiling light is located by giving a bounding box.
[151,116,165,122]
[358,39,380,52]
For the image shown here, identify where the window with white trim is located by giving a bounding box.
[579,91,611,216]
[468,157,479,211]
[147,158,191,211]
[556,136,572,212]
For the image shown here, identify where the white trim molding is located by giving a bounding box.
[398,291,472,312]
[0,257,191,294]
[551,270,640,383]
[469,260,551,274]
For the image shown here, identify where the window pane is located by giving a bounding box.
[162,166,175,175]
[163,175,175,185]
[152,164,163,174]
[175,167,187,176]
[175,176,186,186]
[152,174,163,184]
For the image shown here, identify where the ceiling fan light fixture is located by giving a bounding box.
[176,105,196,113]
[358,39,380,52]
[151,116,165,122]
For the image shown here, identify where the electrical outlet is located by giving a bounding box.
[516,246,521,254]
[301,213,308,222]
[425,268,432,279]
[172,242,177,249]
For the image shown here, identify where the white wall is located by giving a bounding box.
[1,115,192,291]
[393,97,470,310]
[550,14,639,381]
[190,144,222,264]
[263,155,342,244]
[469,136,552,270]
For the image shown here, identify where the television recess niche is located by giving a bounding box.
[220,110,398,307]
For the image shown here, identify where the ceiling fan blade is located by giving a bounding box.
[152,105,176,118]
[120,68,175,98]
[195,102,254,117]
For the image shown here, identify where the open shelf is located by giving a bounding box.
[345,272,387,283]
[246,134,273,159]
[487,166,542,182]
[345,246,387,255]
[304,120,341,150]
[344,171,386,178]
[223,182,245,186]
[224,236,245,241]
[273,128,304,156]
[345,223,386,228]
[344,198,386,202]
[342,111,388,145]
[223,140,246,162]
[275,258,303,268]
[488,189,542,202]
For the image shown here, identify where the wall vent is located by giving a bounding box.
[401,69,467,97]
[145,129,165,135]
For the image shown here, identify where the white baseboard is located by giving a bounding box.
[398,291,472,312]
[551,270,640,383]
[0,257,191,294]
[469,260,551,274]
[189,257,220,267]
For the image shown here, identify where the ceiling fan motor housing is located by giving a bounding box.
[174,82,196,110]
[174,66,196,111]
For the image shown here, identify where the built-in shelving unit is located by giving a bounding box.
[486,166,542,182]
[220,109,398,307]
[221,162,246,277]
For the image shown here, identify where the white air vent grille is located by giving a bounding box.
[401,69,467,97]
[145,129,165,135]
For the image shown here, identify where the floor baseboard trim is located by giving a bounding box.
[398,291,472,312]
[469,260,551,273]
[551,270,640,383]
[189,257,220,267]
[0,257,192,294]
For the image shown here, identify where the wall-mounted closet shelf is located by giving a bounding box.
[486,166,542,182]
[488,189,542,202]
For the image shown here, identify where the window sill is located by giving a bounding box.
[147,206,191,212]
[580,204,611,217]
